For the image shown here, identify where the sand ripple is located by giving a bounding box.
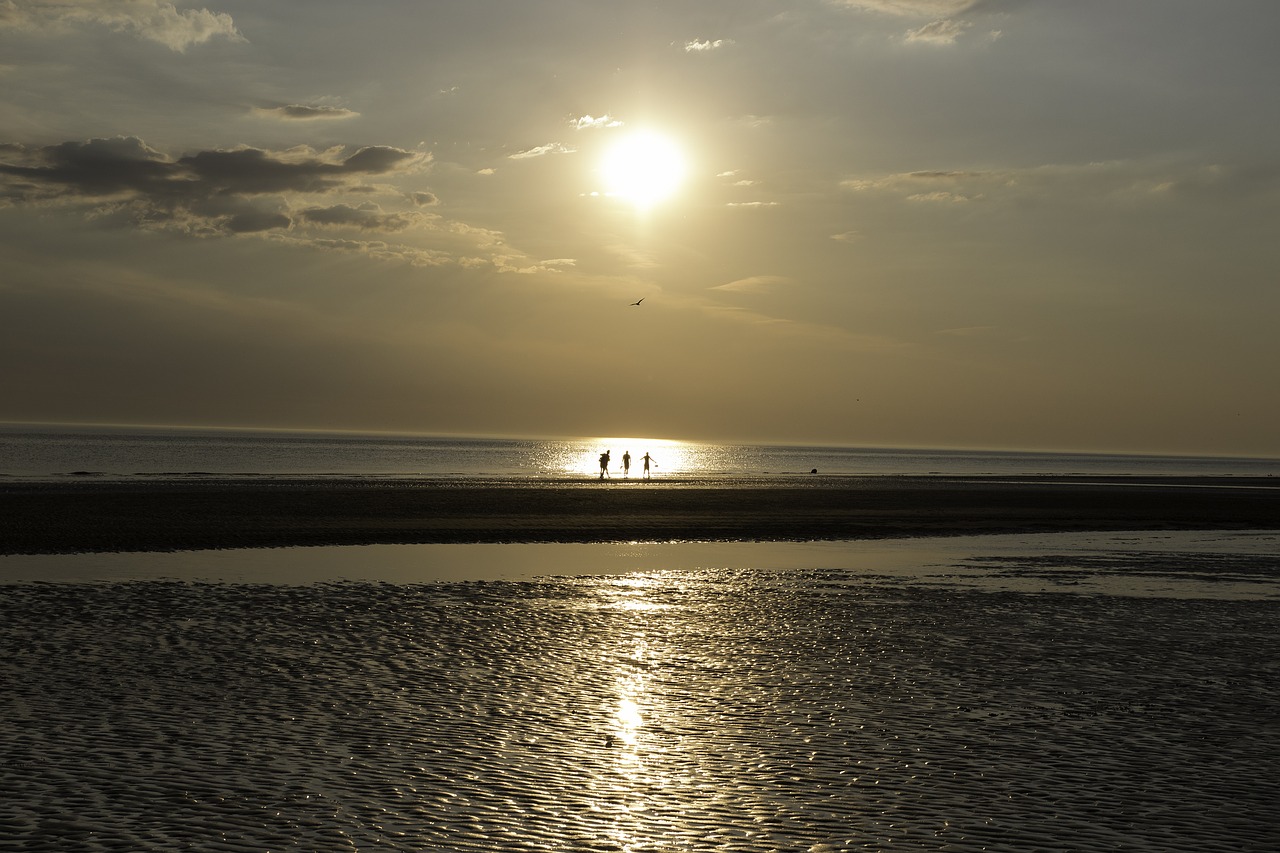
[2,572,1278,851]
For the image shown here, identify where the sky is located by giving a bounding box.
[2,1,1279,455]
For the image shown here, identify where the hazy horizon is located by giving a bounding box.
[9,417,1280,461]
[4,2,1278,457]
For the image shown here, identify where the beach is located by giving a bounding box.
[3,476,1279,851]
[3,475,1280,554]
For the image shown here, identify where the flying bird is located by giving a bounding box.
[630,298,644,306]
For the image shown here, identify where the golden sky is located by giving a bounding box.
[2,1,1278,454]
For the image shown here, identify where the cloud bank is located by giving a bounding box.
[0,0,243,51]
[0,135,424,235]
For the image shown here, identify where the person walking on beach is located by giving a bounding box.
[599,450,611,480]
[622,450,632,478]
[641,452,656,479]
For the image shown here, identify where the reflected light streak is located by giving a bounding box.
[616,697,643,748]
[592,575,701,852]
[601,573,675,612]
[545,437,722,479]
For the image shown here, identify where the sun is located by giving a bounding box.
[599,130,688,208]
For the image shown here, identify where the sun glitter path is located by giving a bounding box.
[1,568,1277,851]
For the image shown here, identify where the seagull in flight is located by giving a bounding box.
[630,298,644,306]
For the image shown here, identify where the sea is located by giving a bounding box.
[4,421,1280,481]
[3,422,1279,851]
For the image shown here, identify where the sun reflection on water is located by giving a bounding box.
[537,437,740,479]
[593,576,676,849]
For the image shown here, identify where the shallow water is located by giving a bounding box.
[4,530,1280,600]
[2,534,1278,852]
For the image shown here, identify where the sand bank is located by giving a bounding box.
[3,475,1279,555]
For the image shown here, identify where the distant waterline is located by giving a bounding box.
[2,423,1279,481]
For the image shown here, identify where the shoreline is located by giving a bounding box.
[4,475,1279,555]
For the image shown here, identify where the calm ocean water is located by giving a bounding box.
[3,422,1278,481]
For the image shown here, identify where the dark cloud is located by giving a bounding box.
[0,136,424,235]
[342,146,421,174]
[1,137,422,200]
[179,145,420,194]
[0,136,172,198]
[409,191,439,206]
[178,148,346,194]
[297,203,416,231]
[224,210,293,233]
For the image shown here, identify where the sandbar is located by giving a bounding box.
[3,475,1278,555]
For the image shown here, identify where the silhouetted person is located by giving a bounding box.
[599,450,611,479]
[622,451,632,477]
[641,452,656,479]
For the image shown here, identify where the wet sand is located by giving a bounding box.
[3,475,1279,554]
[3,565,1278,851]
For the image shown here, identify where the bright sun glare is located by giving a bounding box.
[600,130,687,208]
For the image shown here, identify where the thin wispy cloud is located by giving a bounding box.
[572,115,622,130]
[832,1,981,17]
[839,160,1280,208]
[712,275,790,293]
[257,105,360,122]
[684,38,733,52]
[904,19,972,45]
[508,143,576,160]
[907,190,973,203]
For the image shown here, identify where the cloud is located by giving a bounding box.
[833,0,1011,44]
[0,0,243,51]
[906,190,973,203]
[684,38,733,52]
[0,136,173,198]
[299,236,452,267]
[726,201,780,208]
[297,202,418,231]
[572,115,622,130]
[904,19,972,45]
[172,144,422,196]
[0,137,559,273]
[256,104,360,122]
[831,1,981,17]
[840,159,1280,210]
[1,137,422,202]
[0,136,425,235]
[509,142,576,159]
[712,275,790,293]
[841,169,990,195]
[224,210,292,233]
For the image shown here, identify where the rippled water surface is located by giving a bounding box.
[3,551,1278,851]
